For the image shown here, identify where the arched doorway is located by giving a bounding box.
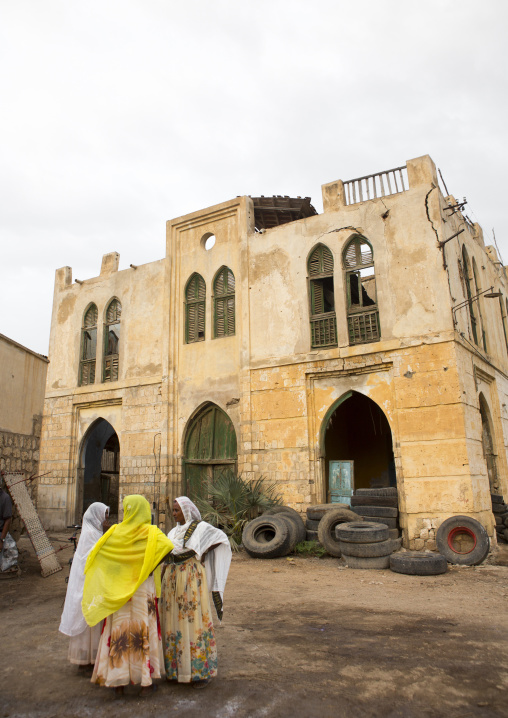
[321,391,395,503]
[77,418,120,521]
[183,403,237,502]
[479,394,500,495]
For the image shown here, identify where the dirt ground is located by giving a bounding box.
[1,535,508,718]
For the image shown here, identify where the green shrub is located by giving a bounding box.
[293,540,327,558]
[195,470,282,551]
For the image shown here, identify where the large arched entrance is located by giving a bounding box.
[321,391,395,503]
[183,403,237,502]
[77,418,120,521]
[479,393,500,495]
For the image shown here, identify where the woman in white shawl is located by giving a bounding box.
[161,496,232,686]
[59,502,109,667]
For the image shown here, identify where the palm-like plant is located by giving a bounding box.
[195,470,282,550]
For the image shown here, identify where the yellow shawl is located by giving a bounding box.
[82,495,173,627]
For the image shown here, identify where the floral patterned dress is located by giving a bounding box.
[91,575,163,687]
[161,556,217,683]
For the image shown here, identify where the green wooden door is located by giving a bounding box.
[183,404,237,502]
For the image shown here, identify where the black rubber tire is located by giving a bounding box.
[436,515,490,566]
[306,503,349,520]
[242,515,292,558]
[355,487,398,497]
[351,506,398,518]
[335,522,389,544]
[495,515,503,525]
[492,504,506,514]
[339,537,402,558]
[342,553,391,569]
[491,494,505,504]
[306,518,320,531]
[504,516,508,527]
[317,509,360,557]
[306,530,318,541]
[504,529,508,542]
[264,506,306,544]
[388,528,400,540]
[501,512,508,522]
[361,516,398,529]
[350,496,398,508]
[390,551,447,576]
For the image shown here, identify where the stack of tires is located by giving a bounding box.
[350,487,399,538]
[492,494,508,543]
[242,506,306,559]
[305,503,349,541]
[336,522,402,568]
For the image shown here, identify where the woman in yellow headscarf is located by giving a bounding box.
[82,495,173,695]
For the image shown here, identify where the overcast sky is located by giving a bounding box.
[1,0,507,355]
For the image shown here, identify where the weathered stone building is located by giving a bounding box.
[38,155,508,549]
[0,333,48,481]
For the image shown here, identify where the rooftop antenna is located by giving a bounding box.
[492,228,504,266]
[438,168,450,197]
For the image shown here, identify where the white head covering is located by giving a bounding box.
[169,496,231,620]
[59,502,108,637]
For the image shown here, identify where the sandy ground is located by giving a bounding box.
[1,534,508,718]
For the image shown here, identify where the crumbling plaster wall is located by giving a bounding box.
[38,254,168,528]
[164,197,251,509]
[0,334,48,486]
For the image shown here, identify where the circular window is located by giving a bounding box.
[201,233,216,251]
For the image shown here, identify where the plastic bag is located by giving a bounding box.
[1,532,18,572]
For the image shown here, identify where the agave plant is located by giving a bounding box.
[194,470,282,550]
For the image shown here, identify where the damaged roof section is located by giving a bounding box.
[252,196,317,231]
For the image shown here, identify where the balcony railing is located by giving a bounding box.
[311,314,337,348]
[348,310,380,345]
[344,165,408,206]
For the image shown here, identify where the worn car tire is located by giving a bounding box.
[491,494,505,504]
[492,504,506,514]
[306,518,320,531]
[361,516,398,529]
[317,509,360,557]
[339,537,402,558]
[503,529,508,542]
[388,528,400,540]
[352,506,398,518]
[306,530,318,541]
[495,515,503,525]
[390,551,447,575]
[307,503,349,521]
[342,553,391,569]
[504,516,508,527]
[335,522,389,544]
[436,515,490,566]
[265,506,306,544]
[355,487,398,497]
[242,515,292,558]
[350,495,398,508]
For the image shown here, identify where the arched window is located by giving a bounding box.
[308,244,337,348]
[79,304,98,386]
[343,235,379,345]
[185,273,206,343]
[103,298,121,382]
[472,258,487,351]
[213,266,235,338]
[462,246,478,345]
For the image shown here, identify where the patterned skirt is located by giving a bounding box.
[161,556,217,683]
[91,575,163,687]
